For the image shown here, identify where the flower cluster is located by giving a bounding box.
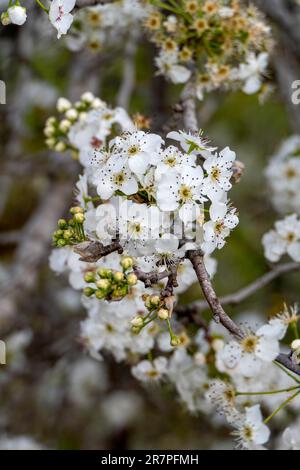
[52,206,87,248]
[44,92,134,166]
[265,135,300,215]
[262,214,300,263]
[145,0,272,99]
[67,0,146,52]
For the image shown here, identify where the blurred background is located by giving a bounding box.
[0,1,299,450]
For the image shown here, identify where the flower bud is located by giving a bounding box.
[59,119,71,132]
[84,272,96,283]
[212,338,224,352]
[44,125,55,137]
[95,290,106,299]
[63,229,73,240]
[291,339,300,350]
[45,138,56,148]
[150,295,160,307]
[70,206,84,214]
[96,279,110,290]
[127,273,138,286]
[91,98,104,109]
[113,271,125,282]
[73,212,85,223]
[57,97,71,113]
[157,308,169,320]
[170,335,181,347]
[97,268,110,278]
[83,287,95,297]
[55,142,66,152]
[8,6,27,25]
[57,219,67,229]
[65,108,78,121]
[57,238,67,247]
[81,92,94,103]
[194,352,206,366]
[120,256,134,270]
[131,316,144,327]
[1,12,11,25]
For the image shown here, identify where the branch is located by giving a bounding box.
[133,266,170,288]
[181,80,198,133]
[74,240,123,262]
[186,250,244,338]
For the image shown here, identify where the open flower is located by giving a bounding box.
[49,0,76,39]
[232,405,270,449]
[202,147,236,201]
[202,201,239,254]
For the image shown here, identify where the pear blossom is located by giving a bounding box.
[237,52,269,95]
[232,405,270,448]
[202,147,236,201]
[131,357,168,382]
[262,214,300,263]
[49,0,76,39]
[202,201,239,254]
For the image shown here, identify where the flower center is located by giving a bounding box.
[114,172,125,184]
[179,185,192,201]
[211,166,220,181]
[241,335,258,353]
[128,145,140,156]
[164,155,176,167]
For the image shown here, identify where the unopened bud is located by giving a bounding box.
[113,271,125,282]
[57,219,67,229]
[95,290,106,299]
[65,108,78,121]
[127,273,138,286]
[170,335,181,347]
[150,295,160,307]
[63,229,73,240]
[157,308,169,320]
[96,279,110,290]
[131,316,144,327]
[55,142,66,152]
[57,239,67,247]
[59,119,71,132]
[83,287,95,297]
[74,213,85,223]
[70,206,84,214]
[291,339,300,350]
[57,97,71,113]
[212,338,224,352]
[84,272,96,283]
[1,12,11,25]
[81,92,94,103]
[120,256,134,270]
[97,268,111,278]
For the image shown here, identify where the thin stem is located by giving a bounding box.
[274,360,300,384]
[35,0,49,13]
[292,321,299,340]
[264,390,300,425]
[236,385,300,397]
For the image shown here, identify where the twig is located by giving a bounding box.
[74,240,123,262]
[133,266,170,288]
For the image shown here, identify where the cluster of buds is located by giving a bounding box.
[52,207,87,247]
[131,293,181,346]
[83,256,138,301]
[44,92,104,152]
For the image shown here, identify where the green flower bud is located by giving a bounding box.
[84,272,96,283]
[57,238,67,247]
[150,295,160,307]
[74,212,85,223]
[96,279,110,290]
[120,256,134,270]
[83,287,95,297]
[70,206,84,214]
[130,316,144,327]
[171,335,181,347]
[95,290,106,299]
[113,271,125,282]
[58,219,67,229]
[63,229,73,239]
[131,326,142,335]
[127,273,138,286]
[97,268,112,278]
